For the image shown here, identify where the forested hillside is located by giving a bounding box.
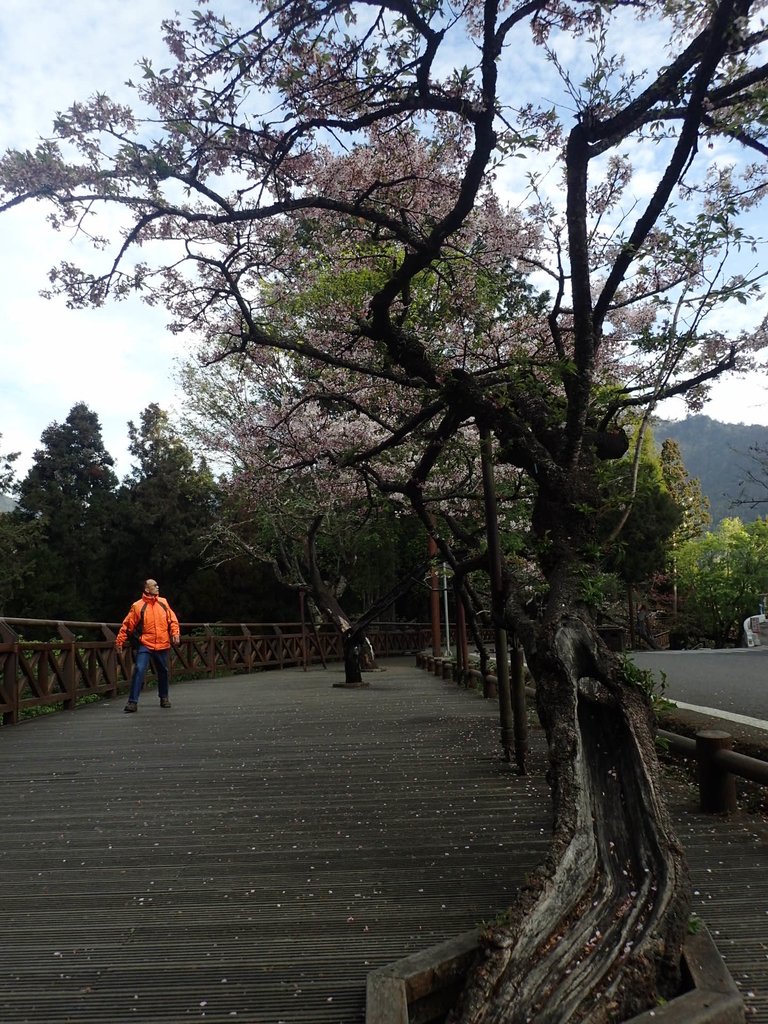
[0,403,429,625]
[654,416,768,525]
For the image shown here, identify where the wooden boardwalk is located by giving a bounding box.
[0,658,765,1023]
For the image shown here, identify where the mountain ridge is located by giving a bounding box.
[653,415,768,525]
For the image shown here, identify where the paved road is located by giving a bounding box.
[630,648,768,727]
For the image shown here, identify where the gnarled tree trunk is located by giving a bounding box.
[451,612,690,1023]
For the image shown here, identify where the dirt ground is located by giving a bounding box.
[657,703,768,818]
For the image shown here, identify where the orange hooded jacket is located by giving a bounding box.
[116,593,180,651]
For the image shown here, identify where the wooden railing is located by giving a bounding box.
[0,618,434,726]
[417,652,768,810]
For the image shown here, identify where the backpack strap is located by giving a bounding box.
[138,601,149,631]
[131,598,174,646]
[128,601,149,649]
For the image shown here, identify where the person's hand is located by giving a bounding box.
[115,642,124,652]
[171,635,180,647]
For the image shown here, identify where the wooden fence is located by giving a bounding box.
[0,618,433,726]
[417,652,768,811]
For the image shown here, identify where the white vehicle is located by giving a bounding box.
[744,611,768,647]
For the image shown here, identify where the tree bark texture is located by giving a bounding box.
[450,614,690,1023]
[342,631,364,685]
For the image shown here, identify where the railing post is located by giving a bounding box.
[58,622,77,711]
[696,730,738,814]
[274,625,285,669]
[299,590,308,671]
[241,625,253,674]
[101,625,119,697]
[205,625,216,678]
[1,619,20,725]
[510,643,528,774]
[3,652,19,725]
[455,592,469,687]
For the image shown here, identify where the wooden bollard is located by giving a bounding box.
[696,730,737,814]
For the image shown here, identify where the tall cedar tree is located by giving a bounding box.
[603,452,683,594]
[660,438,712,543]
[0,443,38,615]
[14,403,118,620]
[115,403,299,621]
[107,403,222,620]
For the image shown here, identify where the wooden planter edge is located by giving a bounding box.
[365,925,745,1024]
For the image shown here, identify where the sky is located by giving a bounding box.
[1,0,767,482]
[0,0,196,479]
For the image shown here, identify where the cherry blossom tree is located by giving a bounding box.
[2,0,768,1018]
[179,355,430,682]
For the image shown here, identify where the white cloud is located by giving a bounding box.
[0,0,196,477]
[658,376,768,425]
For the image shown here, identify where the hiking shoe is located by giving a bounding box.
[124,701,138,713]
[160,698,172,708]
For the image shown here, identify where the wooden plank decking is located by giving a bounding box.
[1,658,766,1023]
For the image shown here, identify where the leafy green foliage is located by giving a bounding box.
[106,404,222,619]
[3,405,298,623]
[675,516,768,646]
[660,439,711,544]
[620,654,671,713]
[0,441,38,615]
[601,425,683,590]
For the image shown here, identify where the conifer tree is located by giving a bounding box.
[14,403,118,619]
[660,438,712,543]
[0,442,37,615]
[107,403,221,620]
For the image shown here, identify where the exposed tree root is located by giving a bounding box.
[449,619,690,1024]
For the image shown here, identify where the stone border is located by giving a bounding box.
[366,925,744,1024]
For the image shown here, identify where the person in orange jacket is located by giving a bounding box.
[116,579,180,713]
